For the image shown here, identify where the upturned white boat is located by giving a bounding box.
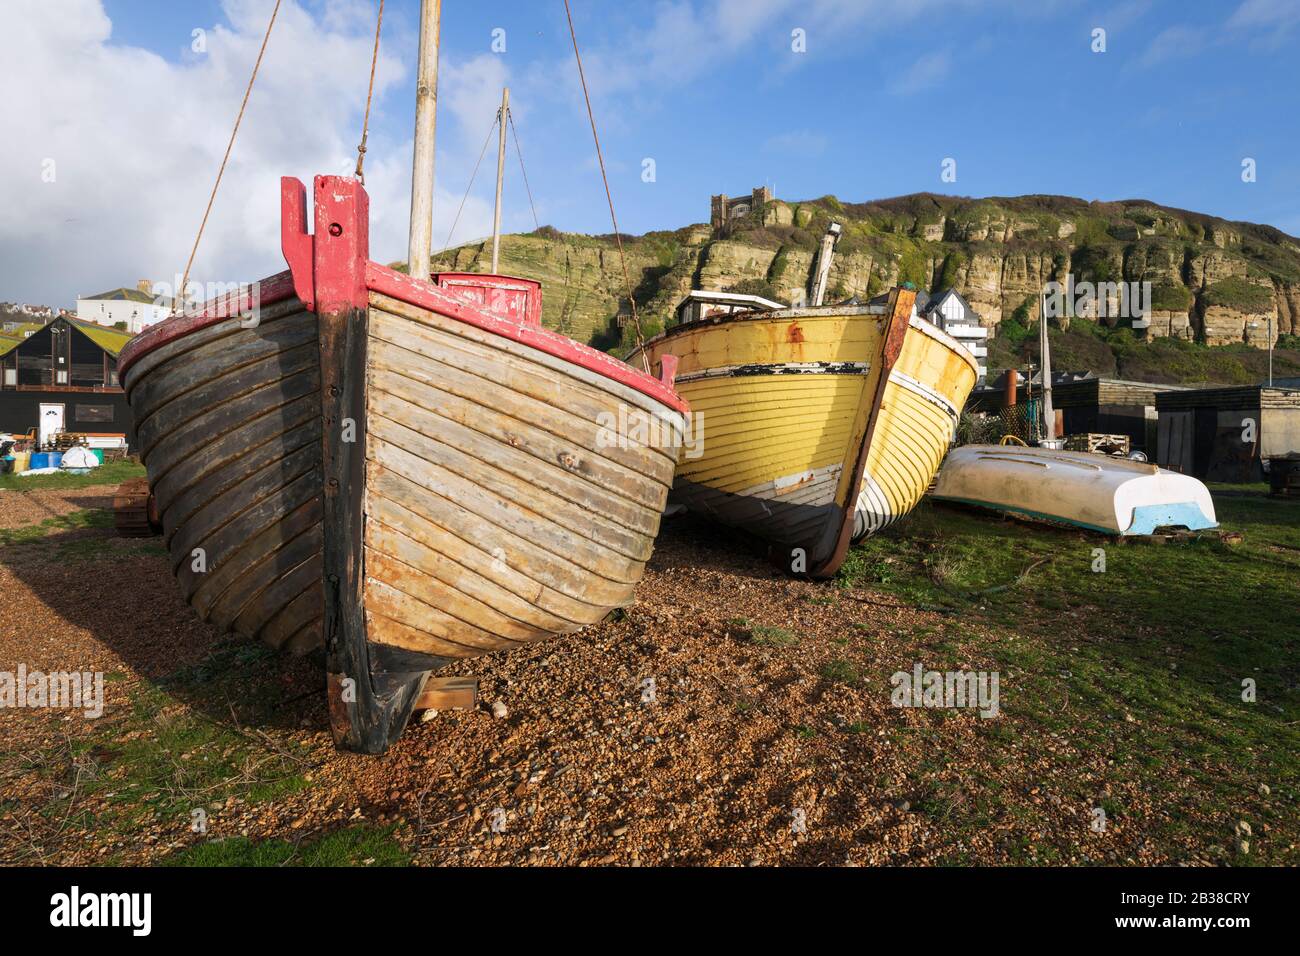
[932,444,1218,535]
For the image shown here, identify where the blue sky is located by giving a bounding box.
[3,0,1299,306]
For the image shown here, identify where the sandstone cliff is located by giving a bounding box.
[423,192,1300,353]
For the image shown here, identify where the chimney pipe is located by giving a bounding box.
[1005,368,1018,407]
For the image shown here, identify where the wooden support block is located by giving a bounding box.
[415,676,478,712]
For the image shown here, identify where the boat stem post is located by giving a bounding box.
[491,86,509,274]
[406,0,442,280]
[808,285,914,578]
[317,175,430,753]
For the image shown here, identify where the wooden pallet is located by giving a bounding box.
[112,478,162,537]
[1064,432,1130,456]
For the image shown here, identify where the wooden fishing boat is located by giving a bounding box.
[627,287,978,576]
[117,176,686,752]
[932,444,1218,535]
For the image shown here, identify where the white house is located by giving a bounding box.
[919,289,988,383]
[867,287,988,383]
[76,281,173,334]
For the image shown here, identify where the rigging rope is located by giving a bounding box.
[441,115,499,253]
[177,0,282,317]
[354,0,385,183]
[562,0,650,373]
[507,111,541,232]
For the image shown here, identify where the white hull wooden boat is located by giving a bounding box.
[932,444,1218,535]
[118,176,686,752]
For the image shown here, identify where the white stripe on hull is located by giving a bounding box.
[888,369,960,420]
[853,473,896,538]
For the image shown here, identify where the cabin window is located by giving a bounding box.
[76,404,114,422]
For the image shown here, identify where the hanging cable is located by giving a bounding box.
[354,0,385,183]
[562,0,649,372]
[177,0,282,316]
[507,111,541,232]
[441,114,499,253]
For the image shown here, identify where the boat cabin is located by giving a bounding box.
[674,289,786,326]
[434,273,542,327]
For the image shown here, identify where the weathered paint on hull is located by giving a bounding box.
[361,291,679,661]
[119,175,686,753]
[124,296,325,655]
[630,293,978,575]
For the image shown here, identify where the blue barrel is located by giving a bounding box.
[30,452,51,469]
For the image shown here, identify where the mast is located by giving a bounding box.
[1039,289,1055,441]
[406,0,442,280]
[491,86,510,274]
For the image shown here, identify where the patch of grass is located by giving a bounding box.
[1150,280,1193,312]
[0,508,113,548]
[987,319,1300,384]
[839,488,1299,861]
[0,459,144,491]
[164,825,410,867]
[750,624,800,647]
[60,686,311,834]
[819,658,860,685]
[40,641,316,841]
[1203,276,1274,313]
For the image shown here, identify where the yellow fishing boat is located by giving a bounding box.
[628,287,978,576]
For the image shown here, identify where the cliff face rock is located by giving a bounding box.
[1200,305,1267,347]
[424,192,1300,353]
[1276,283,1300,336]
[1187,249,1248,289]
[695,240,779,292]
[1144,310,1195,340]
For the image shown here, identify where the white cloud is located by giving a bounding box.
[557,0,1006,116]
[889,50,951,95]
[0,0,499,307]
[1227,0,1300,48]
[1228,0,1300,30]
[442,53,511,139]
[1135,24,1206,68]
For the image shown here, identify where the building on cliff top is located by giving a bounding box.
[711,187,773,230]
